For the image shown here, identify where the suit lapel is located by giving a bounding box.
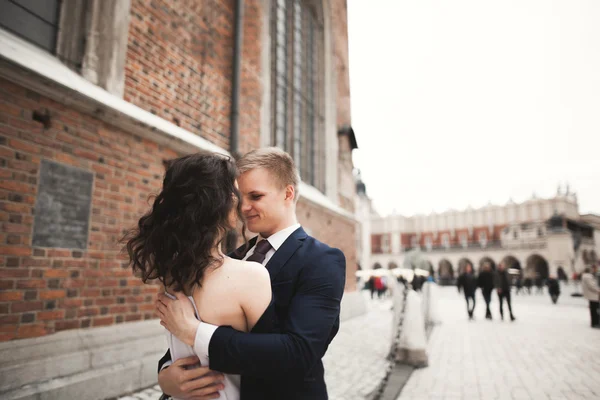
[265,227,307,281]
[230,236,258,260]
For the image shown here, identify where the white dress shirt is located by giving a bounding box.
[192,223,302,359]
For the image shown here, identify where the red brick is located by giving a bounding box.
[0,246,31,256]
[108,305,129,314]
[11,301,43,313]
[55,153,78,166]
[44,269,69,278]
[96,298,115,306]
[0,314,19,324]
[0,333,17,341]
[9,139,41,154]
[37,310,65,321]
[138,303,155,312]
[39,290,66,300]
[17,324,47,338]
[47,249,71,258]
[125,314,142,322]
[55,320,80,332]
[16,279,45,289]
[92,316,113,327]
[78,308,99,317]
[0,291,23,301]
[61,298,83,308]
[3,223,30,233]
[0,279,14,289]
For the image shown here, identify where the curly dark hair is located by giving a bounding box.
[124,152,245,292]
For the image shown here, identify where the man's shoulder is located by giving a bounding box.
[301,235,344,261]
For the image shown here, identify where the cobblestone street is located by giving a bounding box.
[398,285,600,400]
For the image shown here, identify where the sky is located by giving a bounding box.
[347,0,600,217]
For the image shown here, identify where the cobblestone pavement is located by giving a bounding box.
[398,285,600,400]
[117,292,393,400]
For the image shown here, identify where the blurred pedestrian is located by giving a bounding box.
[581,266,600,328]
[368,275,376,299]
[478,263,495,319]
[374,275,385,299]
[546,275,560,304]
[495,262,516,321]
[524,277,533,295]
[535,276,545,294]
[457,263,477,319]
[515,277,523,295]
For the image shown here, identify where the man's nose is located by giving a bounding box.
[241,201,252,213]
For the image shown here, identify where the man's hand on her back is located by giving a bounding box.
[158,356,225,400]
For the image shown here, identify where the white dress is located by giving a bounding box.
[165,295,240,400]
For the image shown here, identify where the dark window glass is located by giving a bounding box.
[0,0,61,53]
[271,0,324,191]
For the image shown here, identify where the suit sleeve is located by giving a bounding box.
[157,349,172,374]
[207,248,346,378]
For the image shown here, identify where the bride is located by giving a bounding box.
[124,152,272,400]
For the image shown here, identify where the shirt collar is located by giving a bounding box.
[259,223,301,251]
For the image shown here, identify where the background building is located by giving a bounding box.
[0,1,361,398]
[369,188,598,283]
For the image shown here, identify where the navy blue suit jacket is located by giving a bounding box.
[158,227,346,399]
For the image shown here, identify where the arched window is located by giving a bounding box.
[270,0,325,191]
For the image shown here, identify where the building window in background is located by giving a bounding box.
[270,0,325,191]
[382,234,390,253]
[425,236,432,251]
[0,0,61,53]
[479,231,487,247]
[460,232,468,248]
[442,233,450,249]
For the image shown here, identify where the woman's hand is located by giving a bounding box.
[157,292,200,347]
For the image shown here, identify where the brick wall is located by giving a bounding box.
[124,0,262,153]
[297,200,357,292]
[0,77,181,341]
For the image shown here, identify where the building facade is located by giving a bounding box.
[0,1,360,398]
[369,190,598,283]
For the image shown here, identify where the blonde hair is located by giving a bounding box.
[237,147,300,201]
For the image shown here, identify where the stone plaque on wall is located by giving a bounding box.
[32,160,94,249]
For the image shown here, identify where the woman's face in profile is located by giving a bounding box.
[228,180,240,228]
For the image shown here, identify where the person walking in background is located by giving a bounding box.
[495,262,516,321]
[374,275,385,299]
[524,277,533,295]
[457,263,477,320]
[581,266,600,328]
[535,276,545,295]
[547,275,561,304]
[515,277,523,295]
[478,263,495,319]
[368,275,376,300]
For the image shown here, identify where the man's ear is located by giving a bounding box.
[285,185,295,202]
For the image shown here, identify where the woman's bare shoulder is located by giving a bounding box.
[225,258,270,283]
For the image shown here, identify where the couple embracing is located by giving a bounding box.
[125,147,346,400]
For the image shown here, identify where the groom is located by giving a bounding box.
[156,147,346,399]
